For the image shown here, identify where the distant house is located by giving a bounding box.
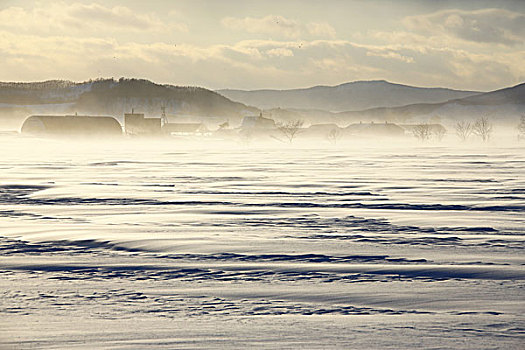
[21,115,122,136]
[162,123,210,136]
[241,114,276,130]
[124,113,161,135]
[303,123,341,138]
[346,122,405,137]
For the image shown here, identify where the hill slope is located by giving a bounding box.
[262,82,525,127]
[218,80,481,112]
[316,82,525,127]
[453,82,525,106]
[0,78,258,129]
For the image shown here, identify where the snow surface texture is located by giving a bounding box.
[0,136,524,349]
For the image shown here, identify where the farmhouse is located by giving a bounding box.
[162,123,210,136]
[241,114,276,130]
[346,121,405,137]
[303,123,341,138]
[124,112,161,135]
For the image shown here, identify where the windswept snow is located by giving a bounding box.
[0,136,523,349]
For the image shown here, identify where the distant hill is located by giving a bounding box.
[452,82,525,106]
[0,78,258,129]
[2,78,522,131]
[277,82,525,127]
[217,80,481,112]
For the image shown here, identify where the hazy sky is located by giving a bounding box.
[1,0,524,90]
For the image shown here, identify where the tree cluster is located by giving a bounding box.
[455,117,493,142]
[276,119,304,143]
[518,115,525,141]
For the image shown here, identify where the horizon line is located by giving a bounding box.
[3,76,525,93]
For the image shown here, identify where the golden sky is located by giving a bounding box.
[1,0,524,90]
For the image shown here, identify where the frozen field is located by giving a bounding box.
[0,136,524,349]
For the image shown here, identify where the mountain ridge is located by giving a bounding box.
[217,80,483,112]
[1,78,523,131]
[218,80,524,127]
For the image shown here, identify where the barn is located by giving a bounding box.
[21,115,122,136]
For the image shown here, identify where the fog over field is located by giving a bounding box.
[1,1,524,349]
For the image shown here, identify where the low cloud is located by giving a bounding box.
[222,15,300,38]
[366,50,414,63]
[306,22,337,38]
[3,29,522,91]
[404,8,525,46]
[222,15,335,39]
[266,48,294,57]
[0,2,187,34]
[66,3,173,31]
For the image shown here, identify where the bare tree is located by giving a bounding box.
[455,121,473,142]
[518,115,525,141]
[277,119,304,143]
[432,126,446,141]
[218,120,229,130]
[473,117,493,142]
[412,124,432,142]
[326,128,342,144]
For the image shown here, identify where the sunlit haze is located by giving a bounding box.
[1,0,524,90]
[1,1,524,349]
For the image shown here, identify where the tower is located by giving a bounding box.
[161,106,168,126]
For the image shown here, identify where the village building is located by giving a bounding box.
[124,112,161,136]
[241,114,276,130]
[238,113,278,141]
[345,121,405,137]
[302,123,341,138]
[162,122,210,136]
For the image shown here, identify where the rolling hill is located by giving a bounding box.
[217,80,481,112]
[278,82,525,127]
[259,82,525,127]
[0,78,258,129]
[337,82,525,124]
[1,78,522,131]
